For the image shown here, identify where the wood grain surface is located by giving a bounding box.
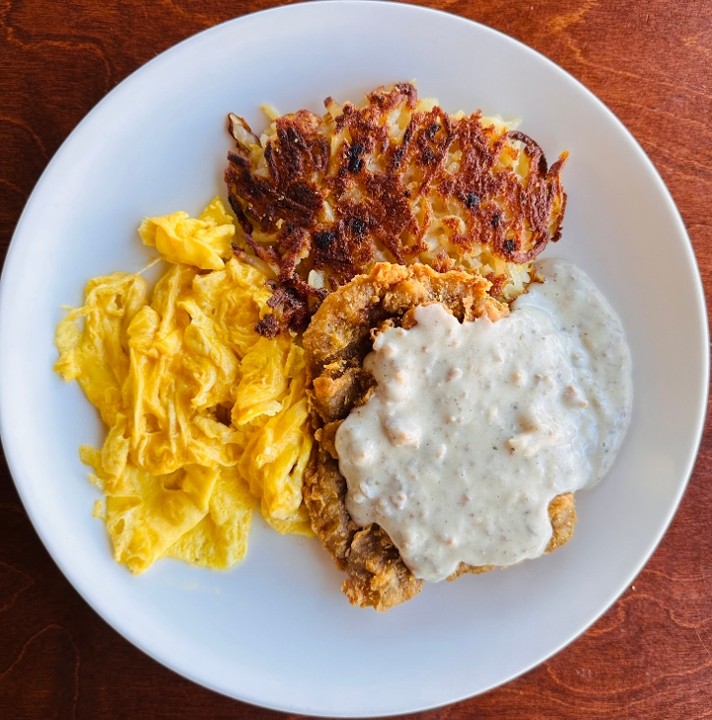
[1,1,711,718]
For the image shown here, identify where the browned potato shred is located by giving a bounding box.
[225,82,567,335]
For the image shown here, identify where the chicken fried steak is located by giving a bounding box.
[303,263,576,611]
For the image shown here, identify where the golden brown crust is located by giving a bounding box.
[225,83,567,333]
[303,262,576,610]
[543,492,577,553]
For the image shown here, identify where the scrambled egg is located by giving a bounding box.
[54,198,312,573]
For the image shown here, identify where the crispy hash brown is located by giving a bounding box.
[303,263,576,610]
[225,83,568,334]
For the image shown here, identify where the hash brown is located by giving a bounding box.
[225,83,567,334]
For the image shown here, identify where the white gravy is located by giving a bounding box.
[334,259,633,582]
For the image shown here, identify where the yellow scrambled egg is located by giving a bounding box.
[54,198,312,573]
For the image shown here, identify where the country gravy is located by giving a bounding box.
[335,259,633,582]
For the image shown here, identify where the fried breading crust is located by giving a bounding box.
[226,83,567,334]
[303,263,576,610]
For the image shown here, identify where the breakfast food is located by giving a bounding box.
[54,83,632,612]
[303,262,585,609]
[54,199,312,573]
[225,82,567,335]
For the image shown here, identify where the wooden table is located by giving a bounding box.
[1,1,710,717]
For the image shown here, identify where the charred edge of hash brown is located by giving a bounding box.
[225,82,568,337]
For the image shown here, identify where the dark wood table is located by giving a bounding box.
[2,1,710,718]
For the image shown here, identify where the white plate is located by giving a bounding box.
[0,2,708,716]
